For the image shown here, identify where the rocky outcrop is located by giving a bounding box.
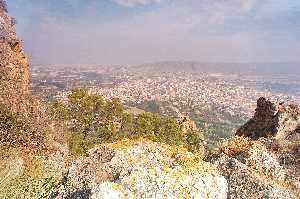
[1,1,299,198]
[208,137,300,199]
[208,136,300,199]
[0,0,16,40]
[180,115,198,134]
[0,0,58,152]
[207,97,300,198]
[0,0,30,112]
[61,139,228,199]
[0,7,67,197]
[236,97,300,140]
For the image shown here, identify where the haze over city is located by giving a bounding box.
[7,0,300,65]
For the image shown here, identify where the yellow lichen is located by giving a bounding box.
[221,136,252,156]
[94,138,218,177]
[111,182,122,190]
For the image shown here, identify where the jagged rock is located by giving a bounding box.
[208,136,300,199]
[215,156,296,199]
[0,5,68,198]
[236,97,300,140]
[0,1,60,151]
[0,0,16,41]
[180,115,198,134]
[67,139,228,199]
[0,0,30,112]
[226,98,300,198]
[0,0,7,12]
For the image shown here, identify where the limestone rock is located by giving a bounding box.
[91,182,134,199]
[236,97,300,140]
[67,139,228,199]
[215,156,296,199]
[227,98,300,198]
[180,115,198,134]
[208,136,300,199]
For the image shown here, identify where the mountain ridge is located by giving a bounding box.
[130,61,300,77]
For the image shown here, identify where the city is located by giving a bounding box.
[31,64,300,144]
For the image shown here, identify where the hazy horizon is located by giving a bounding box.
[8,0,300,66]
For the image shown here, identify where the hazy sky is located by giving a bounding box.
[7,0,300,65]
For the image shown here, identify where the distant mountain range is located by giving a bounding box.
[129,61,300,78]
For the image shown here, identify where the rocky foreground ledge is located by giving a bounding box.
[54,98,299,199]
[58,139,227,198]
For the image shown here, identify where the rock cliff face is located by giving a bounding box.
[236,97,300,140]
[0,0,52,152]
[0,0,30,111]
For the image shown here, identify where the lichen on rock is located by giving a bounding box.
[66,139,228,199]
[208,136,300,199]
[207,97,300,199]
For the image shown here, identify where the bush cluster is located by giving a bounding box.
[51,89,203,155]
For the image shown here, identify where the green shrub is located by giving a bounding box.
[0,176,56,199]
[51,89,204,155]
[186,130,204,154]
[67,132,88,156]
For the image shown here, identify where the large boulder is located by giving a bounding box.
[65,139,228,199]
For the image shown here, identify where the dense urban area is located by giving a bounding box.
[31,64,300,145]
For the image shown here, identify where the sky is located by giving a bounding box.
[7,0,300,66]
